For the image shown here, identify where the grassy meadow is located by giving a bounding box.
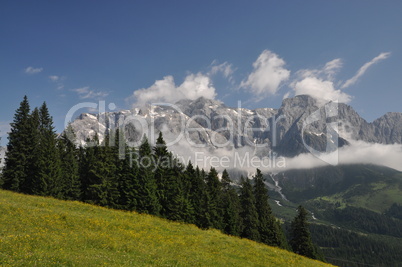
[0,189,332,266]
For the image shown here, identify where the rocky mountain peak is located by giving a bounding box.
[175,97,225,117]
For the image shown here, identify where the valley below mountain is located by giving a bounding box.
[267,164,402,266]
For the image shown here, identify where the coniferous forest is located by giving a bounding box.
[0,96,324,261]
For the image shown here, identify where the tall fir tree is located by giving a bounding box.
[205,168,224,230]
[113,129,139,211]
[78,135,99,202]
[58,124,81,200]
[152,132,191,222]
[136,136,160,215]
[153,132,169,159]
[239,176,260,241]
[178,161,195,224]
[24,107,40,194]
[191,167,212,229]
[165,158,193,222]
[86,134,120,208]
[221,169,242,236]
[182,162,197,224]
[32,102,62,197]
[2,96,34,193]
[290,205,322,260]
[253,169,288,248]
[153,132,174,218]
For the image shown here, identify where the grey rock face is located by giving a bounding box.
[269,95,402,156]
[67,95,402,157]
[373,112,402,144]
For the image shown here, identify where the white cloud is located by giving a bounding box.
[208,61,235,81]
[296,58,342,81]
[72,86,109,99]
[49,75,59,81]
[323,58,343,79]
[180,73,216,100]
[291,53,390,103]
[337,140,402,171]
[291,58,351,104]
[342,52,391,89]
[292,76,352,104]
[277,141,402,172]
[283,91,291,100]
[25,66,43,74]
[49,75,65,90]
[241,50,290,98]
[129,73,216,106]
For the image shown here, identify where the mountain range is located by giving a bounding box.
[69,95,402,159]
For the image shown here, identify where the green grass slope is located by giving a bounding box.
[0,190,331,266]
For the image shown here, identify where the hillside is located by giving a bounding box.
[275,164,402,213]
[267,164,402,266]
[0,190,330,266]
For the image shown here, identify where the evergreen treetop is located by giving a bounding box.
[290,205,323,260]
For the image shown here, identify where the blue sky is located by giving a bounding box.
[1,1,402,144]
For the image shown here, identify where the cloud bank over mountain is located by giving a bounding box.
[290,58,351,104]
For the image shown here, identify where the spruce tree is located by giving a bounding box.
[178,161,195,224]
[153,132,169,159]
[165,158,193,222]
[32,102,62,197]
[290,205,320,259]
[221,169,242,236]
[239,176,260,241]
[58,124,81,200]
[24,107,41,194]
[136,136,160,215]
[153,132,173,218]
[113,129,139,211]
[153,133,189,221]
[78,136,98,202]
[190,167,211,229]
[182,162,197,224]
[79,134,104,205]
[205,168,224,230]
[253,169,288,248]
[2,96,32,192]
[87,134,120,208]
